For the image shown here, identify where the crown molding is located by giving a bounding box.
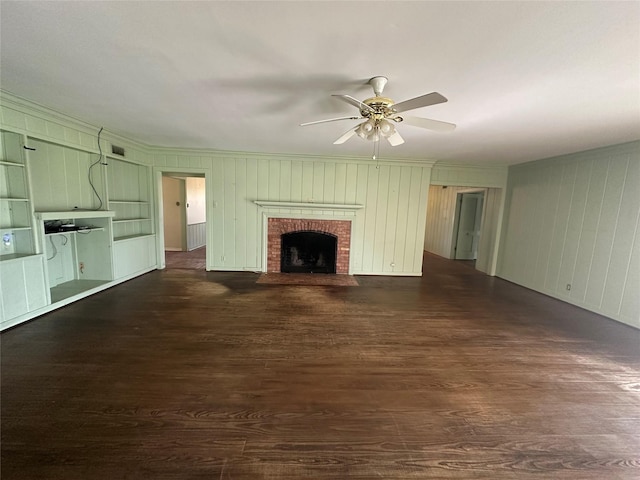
[1,90,438,168]
[151,145,437,168]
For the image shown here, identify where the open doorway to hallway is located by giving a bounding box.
[161,173,206,270]
[424,185,503,276]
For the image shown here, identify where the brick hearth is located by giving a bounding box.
[267,218,351,274]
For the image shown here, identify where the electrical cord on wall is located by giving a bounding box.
[47,234,68,261]
[88,127,107,210]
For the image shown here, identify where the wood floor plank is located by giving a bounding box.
[1,253,639,479]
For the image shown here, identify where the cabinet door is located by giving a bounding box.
[0,255,48,323]
[113,235,157,279]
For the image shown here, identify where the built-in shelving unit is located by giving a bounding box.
[107,156,154,242]
[0,100,160,331]
[0,130,36,260]
[37,211,115,303]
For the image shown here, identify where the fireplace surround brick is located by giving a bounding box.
[267,218,351,274]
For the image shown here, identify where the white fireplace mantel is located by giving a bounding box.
[254,200,364,211]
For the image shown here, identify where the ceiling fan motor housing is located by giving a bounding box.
[361,97,400,122]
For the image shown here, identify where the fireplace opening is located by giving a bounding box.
[281,231,337,274]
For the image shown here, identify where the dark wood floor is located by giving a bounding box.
[164,246,206,270]
[2,253,639,479]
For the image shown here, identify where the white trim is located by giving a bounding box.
[36,210,115,221]
[153,166,211,270]
[254,200,363,210]
[0,266,156,331]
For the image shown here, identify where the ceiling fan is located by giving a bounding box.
[301,76,456,147]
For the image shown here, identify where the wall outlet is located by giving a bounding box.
[79,262,85,274]
[566,284,571,291]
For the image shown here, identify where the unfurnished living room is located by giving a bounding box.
[1,2,639,479]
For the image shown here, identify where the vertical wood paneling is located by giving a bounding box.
[312,162,325,202]
[361,166,379,272]
[223,158,237,266]
[154,151,433,276]
[372,165,390,273]
[211,159,225,265]
[557,159,591,295]
[584,157,626,308]
[323,163,335,204]
[234,158,247,268]
[620,205,640,323]
[345,164,358,204]
[352,164,369,272]
[245,157,259,268]
[301,162,313,202]
[499,141,640,327]
[268,159,280,200]
[334,163,346,204]
[601,156,635,315]
[403,167,423,271]
[278,159,291,201]
[393,167,412,271]
[186,223,206,251]
[383,166,400,272]
[544,162,577,293]
[29,139,106,211]
[290,160,302,202]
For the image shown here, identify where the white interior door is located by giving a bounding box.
[454,193,484,260]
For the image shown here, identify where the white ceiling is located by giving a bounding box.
[1,1,638,165]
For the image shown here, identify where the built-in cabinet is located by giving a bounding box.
[0,130,48,324]
[0,131,157,330]
[107,155,157,279]
[107,156,153,241]
[38,211,114,303]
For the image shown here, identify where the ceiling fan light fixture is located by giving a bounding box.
[356,118,376,139]
[378,119,395,137]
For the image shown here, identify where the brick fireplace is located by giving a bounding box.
[266,218,352,274]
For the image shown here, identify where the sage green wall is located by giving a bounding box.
[499,141,640,328]
[153,151,432,275]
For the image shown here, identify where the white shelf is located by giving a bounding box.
[254,200,364,210]
[36,210,115,221]
[0,252,41,262]
[45,228,105,236]
[109,200,149,205]
[0,225,32,231]
[112,218,151,223]
[50,279,110,304]
[0,197,29,201]
[0,161,25,167]
[114,233,155,242]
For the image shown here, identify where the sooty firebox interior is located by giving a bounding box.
[281,231,337,274]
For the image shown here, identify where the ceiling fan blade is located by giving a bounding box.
[386,130,405,146]
[333,127,358,145]
[300,116,362,127]
[402,116,456,132]
[392,92,448,113]
[332,94,375,113]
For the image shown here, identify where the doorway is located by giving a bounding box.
[159,172,207,270]
[452,192,484,261]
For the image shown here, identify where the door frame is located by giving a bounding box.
[154,167,210,270]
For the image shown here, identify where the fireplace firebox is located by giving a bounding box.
[281,231,337,274]
[266,218,351,274]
